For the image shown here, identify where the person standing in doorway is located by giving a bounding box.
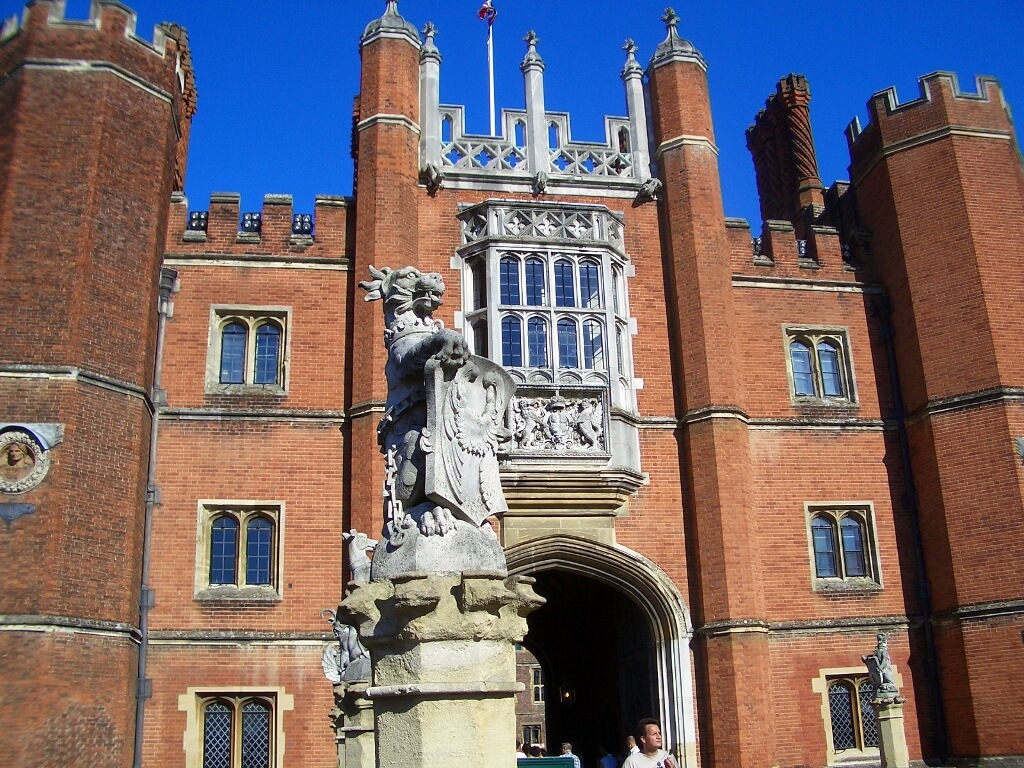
[623,719,677,768]
[561,742,582,768]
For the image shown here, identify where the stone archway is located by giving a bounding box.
[506,534,698,768]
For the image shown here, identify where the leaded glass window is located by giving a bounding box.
[200,697,276,768]
[528,318,549,367]
[554,260,575,307]
[580,262,601,309]
[500,257,521,305]
[829,682,856,751]
[841,516,867,577]
[253,324,281,385]
[859,680,879,747]
[210,517,239,585]
[220,323,247,384]
[583,320,604,370]
[502,317,523,368]
[525,259,545,306]
[245,518,273,586]
[786,329,854,403]
[811,517,838,578]
[558,319,578,368]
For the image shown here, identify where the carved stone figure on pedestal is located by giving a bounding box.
[862,632,900,701]
[359,265,516,578]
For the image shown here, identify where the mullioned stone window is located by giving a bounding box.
[804,503,882,592]
[179,688,293,768]
[206,306,290,395]
[194,501,283,600]
[784,326,856,405]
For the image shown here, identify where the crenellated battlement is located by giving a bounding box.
[845,72,1014,164]
[166,192,355,260]
[1,0,182,59]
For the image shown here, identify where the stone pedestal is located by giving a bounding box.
[872,697,910,768]
[331,682,375,768]
[340,571,544,768]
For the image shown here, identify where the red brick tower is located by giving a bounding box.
[347,1,423,537]
[646,10,774,767]
[0,2,193,765]
[848,72,1024,761]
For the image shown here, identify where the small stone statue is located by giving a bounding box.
[320,608,371,684]
[636,177,663,203]
[342,530,377,583]
[863,632,900,700]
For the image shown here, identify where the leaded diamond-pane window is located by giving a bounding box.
[828,682,856,751]
[241,702,271,768]
[859,680,879,747]
[200,697,276,768]
[203,702,232,768]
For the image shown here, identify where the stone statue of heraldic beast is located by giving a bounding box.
[360,265,516,579]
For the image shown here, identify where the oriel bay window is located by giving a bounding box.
[467,249,627,387]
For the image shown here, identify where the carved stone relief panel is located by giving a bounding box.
[508,388,608,454]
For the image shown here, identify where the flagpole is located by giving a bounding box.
[487,22,496,136]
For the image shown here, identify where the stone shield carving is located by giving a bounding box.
[424,355,515,527]
[0,429,51,494]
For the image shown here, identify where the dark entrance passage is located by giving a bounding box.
[524,569,656,766]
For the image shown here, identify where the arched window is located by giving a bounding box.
[502,317,523,367]
[500,257,521,305]
[817,340,844,397]
[201,697,275,768]
[554,260,575,307]
[789,339,815,396]
[220,322,247,384]
[617,126,631,153]
[472,319,488,357]
[840,516,867,577]
[579,261,601,308]
[253,324,281,385]
[527,317,549,367]
[786,329,854,402]
[557,318,578,368]
[203,701,233,768]
[471,260,487,310]
[210,516,239,585]
[828,682,856,751]
[808,505,878,585]
[241,700,272,766]
[525,258,546,306]
[811,516,838,578]
[246,517,274,586]
[582,320,604,370]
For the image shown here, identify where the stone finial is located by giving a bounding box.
[621,38,643,79]
[362,0,420,47]
[649,6,705,70]
[420,22,440,63]
[521,30,545,72]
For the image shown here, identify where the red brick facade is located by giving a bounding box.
[1,3,1021,768]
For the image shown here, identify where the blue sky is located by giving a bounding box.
[10,0,1022,227]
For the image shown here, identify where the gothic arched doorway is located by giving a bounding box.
[506,535,697,768]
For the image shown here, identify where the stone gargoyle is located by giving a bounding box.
[360,265,516,578]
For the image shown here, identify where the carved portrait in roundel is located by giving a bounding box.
[0,430,50,494]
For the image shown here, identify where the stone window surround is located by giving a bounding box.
[812,666,903,765]
[205,305,292,395]
[803,502,883,593]
[194,500,285,601]
[178,687,294,768]
[783,324,857,406]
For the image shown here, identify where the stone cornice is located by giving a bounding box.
[159,408,345,424]
[907,386,1024,425]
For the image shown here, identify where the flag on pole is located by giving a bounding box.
[478,0,497,26]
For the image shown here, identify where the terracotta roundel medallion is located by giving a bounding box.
[0,430,50,494]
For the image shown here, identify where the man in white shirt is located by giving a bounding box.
[623,719,677,768]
